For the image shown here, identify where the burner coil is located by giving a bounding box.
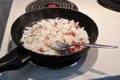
[26,0,78,12]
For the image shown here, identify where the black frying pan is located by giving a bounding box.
[0,8,98,72]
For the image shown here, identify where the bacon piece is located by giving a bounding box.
[45,36,49,40]
[62,38,66,42]
[71,40,76,44]
[45,42,50,47]
[69,40,85,53]
[38,47,44,52]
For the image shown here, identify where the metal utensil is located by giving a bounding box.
[50,42,118,51]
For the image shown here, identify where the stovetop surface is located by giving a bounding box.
[0,0,120,80]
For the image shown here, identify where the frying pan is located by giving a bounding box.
[0,8,98,72]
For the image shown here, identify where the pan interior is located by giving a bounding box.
[11,8,98,56]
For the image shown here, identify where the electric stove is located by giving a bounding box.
[0,0,120,80]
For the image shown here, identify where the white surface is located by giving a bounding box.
[0,0,120,80]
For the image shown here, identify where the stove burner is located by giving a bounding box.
[26,0,78,12]
[47,3,57,8]
[98,0,120,12]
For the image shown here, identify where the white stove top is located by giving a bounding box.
[0,0,120,80]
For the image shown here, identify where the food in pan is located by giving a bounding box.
[20,18,89,55]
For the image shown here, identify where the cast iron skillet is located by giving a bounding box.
[0,8,98,72]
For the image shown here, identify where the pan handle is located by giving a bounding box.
[0,47,31,73]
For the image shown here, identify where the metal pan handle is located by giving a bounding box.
[0,47,31,73]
